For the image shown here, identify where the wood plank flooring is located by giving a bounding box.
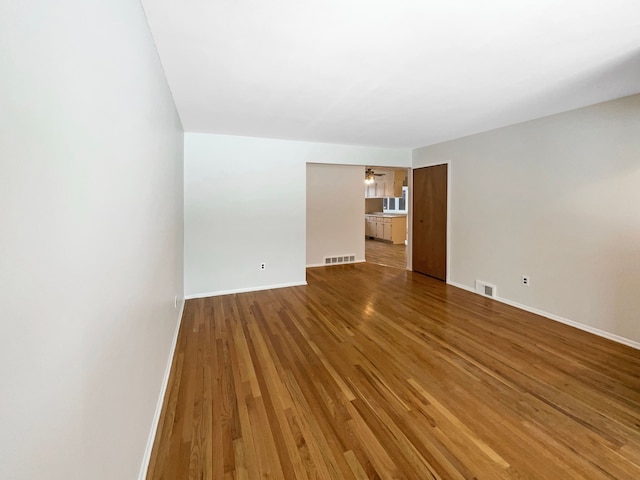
[147,263,640,479]
[365,239,407,270]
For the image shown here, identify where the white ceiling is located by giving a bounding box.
[142,0,640,148]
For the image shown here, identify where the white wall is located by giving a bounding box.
[185,133,410,297]
[0,2,184,479]
[413,94,640,346]
[307,164,365,267]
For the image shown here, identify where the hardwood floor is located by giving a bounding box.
[147,263,640,479]
[365,238,407,269]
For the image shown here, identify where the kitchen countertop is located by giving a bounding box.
[365,212,407,218]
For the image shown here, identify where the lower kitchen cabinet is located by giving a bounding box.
[365,217,377,237]
[365,215,406,245]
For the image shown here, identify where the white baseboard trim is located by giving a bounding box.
[306,260,366,268]
[185,281,307,300]
[448,281,640,351]
[138,298,186,480]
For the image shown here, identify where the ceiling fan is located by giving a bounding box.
[364,168,384,184]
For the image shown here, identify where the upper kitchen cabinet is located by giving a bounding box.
[365,181,376,198]
[364,168,405,198]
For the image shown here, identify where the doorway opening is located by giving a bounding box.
[364,166,410,270]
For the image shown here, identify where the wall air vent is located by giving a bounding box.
[324,254,357,266]
[475,280,497,298]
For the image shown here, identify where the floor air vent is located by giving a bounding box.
[324,254,356,265]
[475,280,497,298]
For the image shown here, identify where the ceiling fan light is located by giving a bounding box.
[365,168,376,184]
[364,169,375,184]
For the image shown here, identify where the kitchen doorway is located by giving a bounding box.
[364,166,410,270]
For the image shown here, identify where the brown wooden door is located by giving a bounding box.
[412,164,447,280]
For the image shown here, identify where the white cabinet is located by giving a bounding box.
[365,216,377,237]
[365,183,376,198]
